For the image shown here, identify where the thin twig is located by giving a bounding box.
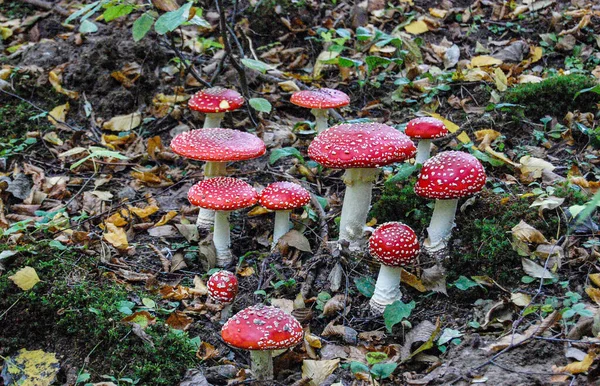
[168,36,211,88]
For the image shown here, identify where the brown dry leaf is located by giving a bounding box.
[322,294,346,317]
[278,230,311,252]
[196,341,218,361]
[302,359,340,386]
[147,136,164,160]
[519,156,555,181]
[121,311,156,329]
[401,269,427,292]
[322,322,358,344]
[49,64,79,99]
[102,113,142,132]
[569,177,600,194]
[511,220,548,244]
[166,311,194,330]
[189,275,208,296]
[271,298,295,314]
[103,222,128,250]
[485,311,561,353]
[110,62,141,88]
[420,264,447,295]
[160,285,192,300]
[170,252,187,272]
[522,258,557,280]
[510,292,532,307]
[553,351,596,374]
[131,171,163,185]
[154,211,177,226]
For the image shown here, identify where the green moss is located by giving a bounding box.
[0,1,35,18]
[370,178,431,230]
[503,74,599,120]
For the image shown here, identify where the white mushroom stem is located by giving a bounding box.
[203,112,225,128]
[213,210,233,267]
[311,108,329,133]
[272,210,291,248]
[197,162,228,228]
[415,139,432,165]
[249,350,273,381]
[425,198,458,252]
[338,168,380,242]
[369,265,402,314]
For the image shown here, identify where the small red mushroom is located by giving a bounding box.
[368,222,420,313]
[259,182,311,247]
[414,151,486,252]
[207,270,238,322]
[221,304,303,381]
[308,122,416,244]
[405,117,449,164]
[290,88,349,133]
[188,177,258,267]
[188,87,244,128]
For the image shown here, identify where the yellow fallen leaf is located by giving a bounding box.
[401,268,426,292]
[128,205,159,219]
[9,266,40,290]
[511,220,548,244]
[247,206,270,217]
[530,46,543,63]
[519,156,555,180]
[237,266,255,277]
[102,133,136,147]
[474,129,501,148]
[103,222,128,249]
[429,8,448,18]
[196,341,218,361]
[47,103,69,130]
[3,349,60,386]
[0,65,11,80]
[494,68,508,92]
[553,351,596,374]
[590,273,600,288]
[1,26,13,40]
[49,68,79,99]
[131,171,163,184]
[305,333,322,348]
[404,20,429,35]
[106,211,128,227]
[586,287,600,306]
[278,80,301,92]
[456,131,471,144]
[155,210,177,226]
[426,112,460,133]
[470,55,503,67]
[302,359,340,386]
[313,50,339,78]
[42,132,63,146]
[510,292,532,307]
[102,112,142,132]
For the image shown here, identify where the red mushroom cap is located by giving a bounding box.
[307,122,416,169]
[414,151,486,200]
[188,87,244,113]
[369,222,420,267]
[170,128,266,162]
[207,270,239,303]
[221,304,303,350]
[188,177,258,210]
[405,117,449,139]
[290,88,350,109]
[259,182,311,210]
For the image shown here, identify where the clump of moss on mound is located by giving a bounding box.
[0,245,196,385]
[503,74,599,120]
[370,178,431,231]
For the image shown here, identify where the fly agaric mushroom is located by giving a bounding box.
[368,222,420,313]
[207,270,239,322]
[259,182,311,248]
[414,151,486,253]
[405,117,449,165]
[171,128,265,228]
[188,87,244,128]
[188,177,258,267]
[290,88,350,133]
[308,122,416,244]
[221,304,303,381]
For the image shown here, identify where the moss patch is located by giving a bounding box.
[370,178,431,231]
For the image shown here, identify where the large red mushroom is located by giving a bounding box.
[290,88,349,133]
[221,304,303,381]
[308,122,416,244]
[414,151,486,253]
[188,87,244,128]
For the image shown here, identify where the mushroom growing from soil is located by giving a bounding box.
[405,117,449,165]
[308,122,416,244]
[188,87,244,128]
[259,181,311,248]
[414,151,486,254]
[290,88,350,133]
[221,304,303,381]
[207,270,238,322]
[171,128,265,228]
[368,222,420,314]
[188,177,258,267]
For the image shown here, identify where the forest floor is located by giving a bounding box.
[1,0,600,385]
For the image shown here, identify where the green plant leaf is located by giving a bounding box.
[133,13,154,42]
[241,58,272,74]
[354,276,375,297]
[575,84,600,99]
[269,147,304,165]
[249,98,272,113]
[370,362,397,379]
[387,163,417,184]
[79,19,98,34]
[437,328,462,346]
[365,56,392,74]
[349,361,370,375]
[154,2,193,35]
[452,276,478,291]
[383,300,415,333]
[66,1,100,23]
[366,352,388,365]
[575,189,600,224]
[103,4,134,22]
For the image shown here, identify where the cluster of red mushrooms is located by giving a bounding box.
[169,86,487,381]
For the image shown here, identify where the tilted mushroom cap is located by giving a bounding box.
[414,151,486,200]
[405,117,449,139]
[369,222,420,267]
[188,87,244,113]
[259,182,311,210]
[307,122,416,169]
[221,304,304,350]
[207,270,239,303]
[170,128,266,162]
[188,177,258,210]
[290,88,350,109]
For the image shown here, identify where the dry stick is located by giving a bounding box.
[168,36,212,88]
[22,0,70,17]
[300,193,330,298]
[215,0,258,128]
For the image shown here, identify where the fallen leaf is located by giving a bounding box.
[102,113,142,132]
[9,266,40,290]
[160,285,192,300]
[553,351,596,374]
[510,292,532,307]
[522,258,557,279]
[401,269,426,292]
[404,20,429,35]
[47,103,69,130]
[493,68,508,91]
[103,222,128,250]
[530,196,564,216]
[511,220,548,244]
[49,66,79,99]
[470,55,503,67]
[485,311,561,352]
[128,204,159,219]
[0,349,60,386]
[400,319,440,361]
[122,311,156,329]
[196,341,218,361]
[586,287,600,306]
[519,156,555,181]
[590,273,600,288]
[166,311,194,330]
[426,113,459,133]
[302,359,340,386]
[154,210,177,226]
[322,294,346,317]
[278,229,311,252]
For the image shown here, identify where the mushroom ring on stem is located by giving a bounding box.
[290,88,349,133]
[221,304,304,381]
[171,128,265,228]
[188,177,258,267]
[405,117,449,165]
[207,270,239,322]
[308,122,416,244]
[188,87,244,128]
[414,151,486,253]
[259,181,311,248]
[369,222,420,314]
